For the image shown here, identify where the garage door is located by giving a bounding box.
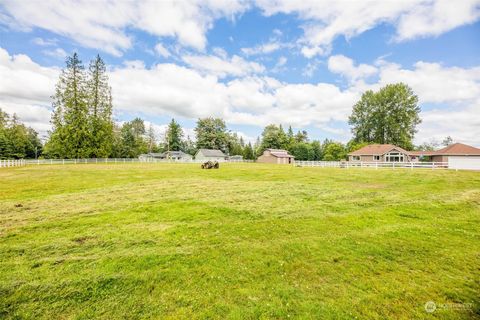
[448,156,480,170]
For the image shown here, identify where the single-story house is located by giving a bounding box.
[159,151,193,161]
[257,149,294,164]
[410,143,480,170]
[139,151,192,161]
[229,155,243,161]
[348,144,414,162]
[195,149,227,161]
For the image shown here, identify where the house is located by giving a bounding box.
[139,151,192,161]
[257,149,294,164]
[410,143,480,170]
[158,151,193,161]
[229,155,243,161]
[348,144,413,162]
[194,149,227,161]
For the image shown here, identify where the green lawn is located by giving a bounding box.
[1,163,479,319]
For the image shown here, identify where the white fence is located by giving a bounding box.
[295,161,449,170]
[21,158,254,166]
[0,159,26,168]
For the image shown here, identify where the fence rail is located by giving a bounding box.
[20,158,254,166]
[0,158,455,170]
[294,161,449,169]
[0,159,26,168]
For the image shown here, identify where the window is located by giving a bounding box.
[352,156,360,161]
[374,155,380,161]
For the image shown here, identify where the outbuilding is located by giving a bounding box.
[194,149,227,161]
[257,149,294,164]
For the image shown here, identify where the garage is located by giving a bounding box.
[448,156,480,170]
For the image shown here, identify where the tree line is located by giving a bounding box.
[0,109,42,159]
[1,52,447,160]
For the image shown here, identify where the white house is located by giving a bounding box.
[194,149,227,161]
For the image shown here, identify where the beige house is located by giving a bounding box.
[257,149,294,164]
[348,144,414,162]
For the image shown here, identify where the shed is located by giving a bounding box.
[257,149,294,164]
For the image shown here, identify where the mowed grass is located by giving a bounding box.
[0,163,479,319]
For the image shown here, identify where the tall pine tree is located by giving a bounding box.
[87,55,114,158]
[46,53,90,158]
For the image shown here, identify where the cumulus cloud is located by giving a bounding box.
[1,46,480,145]
[181,53,265,78]
[0,0,249,55]
[154,43,171,58]
[257,0,480,58]
[328,55,378,82]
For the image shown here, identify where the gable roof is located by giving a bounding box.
[266,149,294,158]
[348,144,408,156]
[196,149,226,157]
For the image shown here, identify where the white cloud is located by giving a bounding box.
[32,37,58,46]
[0,0,249,55]
[43,48,68,60]
[241,41,282,56]
[257,0,480,58]
[1,47,480,145]
[154,43,170,58]
[328,54,378,82]
[181,53,265,78]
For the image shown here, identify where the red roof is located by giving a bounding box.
[348,144,408,156]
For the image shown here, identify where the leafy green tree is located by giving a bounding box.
[291,142,314,160]
[349,83,421,150]
[45,53,90,158]
[182,135,197,156]
[165,119,183,151]
[227,132,244,156]
[346,141,370,153]
[260,124,288,152]
[441,136,453,147]
[195,118,228,152]
[117,118,148,157]
[0,109,42,159]
[323,142,346,161]
[87,54,114,157]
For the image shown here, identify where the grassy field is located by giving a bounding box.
[0,163,479,319]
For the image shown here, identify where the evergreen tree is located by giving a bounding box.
[165,119,183,151]
[45,53,90,158]
[310,140,322,160]
[87,55,114,157]
[243,142,254,160]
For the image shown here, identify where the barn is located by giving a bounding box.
[194,149,227,162]
[257,149,294,164]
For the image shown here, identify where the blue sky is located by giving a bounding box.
[0,1,479,145]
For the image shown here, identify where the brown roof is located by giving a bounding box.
[266,149,295,158]
[431,143,480,155]
[348,144,408,156]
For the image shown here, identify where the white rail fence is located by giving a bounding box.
[0,159,26,168]
[19,158,254,166]
[295,161,449,170]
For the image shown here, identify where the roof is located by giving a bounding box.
[196,149,226,157]
[161,151,192,157]
[430,143,480,155]
[266,149,294,158]
[348,144,408,156]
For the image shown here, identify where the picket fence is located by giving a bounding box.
[0,159,26,168]
[295,161,449,170]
